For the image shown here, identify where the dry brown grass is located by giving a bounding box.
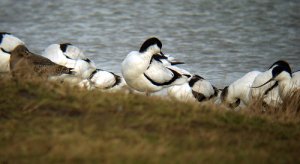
[0,76,299,163]
[244,90,300,123]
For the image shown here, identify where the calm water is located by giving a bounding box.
[1,0,299,87]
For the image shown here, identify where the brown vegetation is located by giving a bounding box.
[0,76,299,163]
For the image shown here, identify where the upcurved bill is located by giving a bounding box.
[251,78,274,88]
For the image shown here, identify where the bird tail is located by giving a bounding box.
[170,61,185,65]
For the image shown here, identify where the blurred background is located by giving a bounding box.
[0,0,299,87]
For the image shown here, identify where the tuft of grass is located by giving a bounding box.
[0,76,300,163]
[245,90,300,122]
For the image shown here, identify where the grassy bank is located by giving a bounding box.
[0,77,299,163]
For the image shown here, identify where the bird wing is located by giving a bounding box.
[91,70,120,89]
[163,54,184,65]
[144,60,181,86]
[152,54,184,66]
[28,53,59,66]
[292,71,300,86]
[27,53,74,75]
[192,79,214,97]
[42,44,68,66]
[64,45,87,60]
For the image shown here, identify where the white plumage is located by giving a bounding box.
[167,67,218,102]
[42,43,96,82]
[251,61,299,100]
[292,71,300,87]
[121,37,189,94]
[250,69,281,106]
[0,49,10,73]
[43,43,127,91]
[274,67,300,99]
[61,43,88,61]
[221,71,261,108]
[169,76,218,102]
[79,69,126,91]
[0,33,25,73]
[0,33,25,52]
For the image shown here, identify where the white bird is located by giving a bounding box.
[221,71,261,108]
[0,32,25,73]
[0,47,10,73]
[292,71,300,86]
[250,61,289,106]
[168,74,219,102]
[121,37,189,94]
[0,32,25,52]
[42,43,96,82]
[252,61,300,99]
[59,43,92,62]
[78,69,126,91]
[43,43,128,90]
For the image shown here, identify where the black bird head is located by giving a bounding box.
[139,37,162,53]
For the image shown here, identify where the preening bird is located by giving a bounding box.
[250,60,289,106]
[221,71,261,108]
[167,69,218,102]
[121,37,189,94]
[252,60,300,99]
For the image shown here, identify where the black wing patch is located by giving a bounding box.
[220,86,229,102]
[170,61,184,65]
[149,54,167,65]
[88,69,99,80]
[110,73,122,88]
[84,58,91,63]
[153,54,167,61]
[192,90,206,102]
[151,54,184,65]
[211,86,219,98]
[188,75,204,87]
[144,68,181,86]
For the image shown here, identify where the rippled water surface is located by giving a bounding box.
[1,0,299,87]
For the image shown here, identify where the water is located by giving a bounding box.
[1,0,299,88]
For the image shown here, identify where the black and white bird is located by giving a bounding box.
[121,37,189,94]
[78,69,126,91]
[252,61,300,99]
[42,43,96,80]
[0,32,24,73]
[250,60,289,106]
[0,45,11,73]
[168,73,219,102]
[0,33,74,78]
[221,71,261,108]
[43,43,127,90]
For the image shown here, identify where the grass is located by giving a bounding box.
[0,76,300,163]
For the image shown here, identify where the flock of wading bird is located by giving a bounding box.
[0,32,299,109]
